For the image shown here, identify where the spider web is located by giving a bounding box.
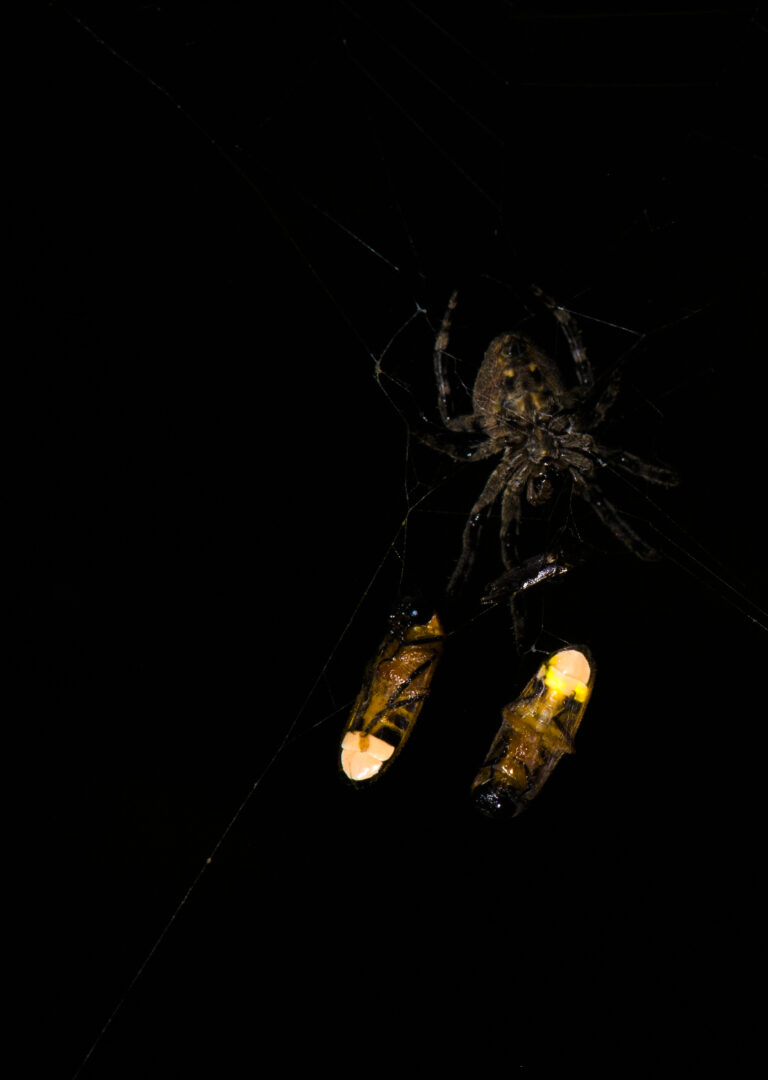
[24,3,766,1073]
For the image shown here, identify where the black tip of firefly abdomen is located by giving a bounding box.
[472,782,523,819]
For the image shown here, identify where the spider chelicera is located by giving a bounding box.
[428,288,678,594]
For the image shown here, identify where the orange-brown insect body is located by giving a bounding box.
[472,647,595,817]
[340,608,445,782]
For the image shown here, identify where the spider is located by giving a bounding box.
[428,288,678,594]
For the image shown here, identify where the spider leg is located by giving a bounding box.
[447,455,524,593]
[531,284,594,387]
[599,449,679,486]
[591,367,622,424]
[560,447,595,475]
[419,432,508,463]
[481,551,573,606]
[433,291,482,434]
[499,467,530,569]
[498,475,529,645]
[574,474,661,560]
[483,549,573,652]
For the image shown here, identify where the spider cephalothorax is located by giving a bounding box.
[428,289,677,592]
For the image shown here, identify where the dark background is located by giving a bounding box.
[20,2,765,1073]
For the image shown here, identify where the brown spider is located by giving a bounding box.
[428,288,678,593]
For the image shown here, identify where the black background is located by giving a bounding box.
[21,2,765,1073]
